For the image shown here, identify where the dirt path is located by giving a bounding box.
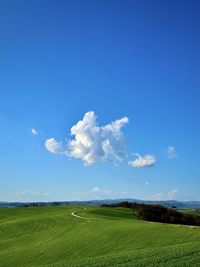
[71,207,91,220]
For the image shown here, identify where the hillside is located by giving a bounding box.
[0,206,200,266]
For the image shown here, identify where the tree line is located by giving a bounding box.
[101,202,200,226]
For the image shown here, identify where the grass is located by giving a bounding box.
[0,205,200,266]
[179,208,200,216]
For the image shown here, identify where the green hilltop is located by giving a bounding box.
[0,205,200,266]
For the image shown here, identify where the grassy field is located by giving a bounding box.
[179,208,200,216]
[0,206,200,267]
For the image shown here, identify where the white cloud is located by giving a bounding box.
[31,128,38,136]
[167,146,177,159]
[150,192,163,201]
[75,187,129,200]
[150,188,178,201]
[167,188,178,200]
[45,138,64,154]
[121,190,128,195]
[16,190,49,197]
[45,111,129,165]
[76,186,113,200]
[128,154,156,167]
[92,186,111,194]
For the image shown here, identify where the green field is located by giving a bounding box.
[178,208,200,216]
[0,206,200,267]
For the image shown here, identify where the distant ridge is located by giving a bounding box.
[1,199,200,209]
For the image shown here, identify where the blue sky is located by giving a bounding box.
[0,0,200,202]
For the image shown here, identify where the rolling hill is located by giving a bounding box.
[0,205,200,266]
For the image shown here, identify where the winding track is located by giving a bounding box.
[71,207,91,220]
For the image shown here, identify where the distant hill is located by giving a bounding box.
[1,199,200,208]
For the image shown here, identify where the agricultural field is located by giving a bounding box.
[0,206,200,267]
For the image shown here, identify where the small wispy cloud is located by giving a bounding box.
[166,146,177,159]
[76,187,129,200]
[167,188,178,200]
[15,190,49,201]
[150,192,163,201]
[45,138,65,154]
[92,186,111,194]
[76,187,113,200]
[150,188,178,201]
[16,190,49,196]
[128,153,156,167]
[31,128,38,136]
[121,191,128,195]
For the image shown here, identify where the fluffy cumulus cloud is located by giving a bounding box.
[45,111,129,165]
[167,146,177,159]
[45,138,65,154]
[128,153,156,167]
